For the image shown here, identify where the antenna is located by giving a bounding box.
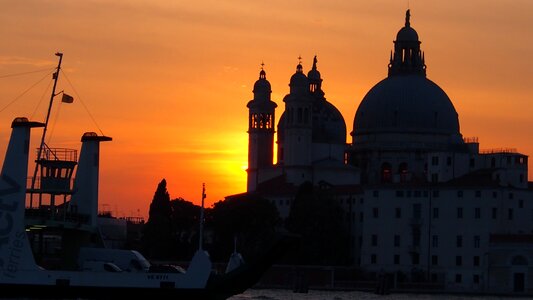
[198,183,206,251]
[29,53,63,204]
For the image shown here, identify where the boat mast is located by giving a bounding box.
[29,52,63,203]
[199,183,206,251]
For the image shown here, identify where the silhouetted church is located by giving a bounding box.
[234,10,533,293]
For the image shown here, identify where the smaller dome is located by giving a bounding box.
[289,64,308,92]
[396,26,419,42]
[307,69,321,80]
[277,99,346,145]
[396,9,419,42]
[253,69,272,101]
[253,77,271,95]
[307,56,321,80]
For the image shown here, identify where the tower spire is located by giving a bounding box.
[296,55,303,73]
[259,61,266,79]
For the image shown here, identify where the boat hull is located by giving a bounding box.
[0,283,227,300]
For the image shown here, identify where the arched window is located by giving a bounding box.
[381,162,392,183]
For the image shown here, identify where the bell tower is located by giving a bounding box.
[247,64,277,192]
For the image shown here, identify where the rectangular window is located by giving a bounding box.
[493,191,498,198]
[394,235,400,247]
[508,208,514,220]
[473,256,480,266]
[413,203,421,219]
[432,156,439,166]
[492,207,497,219]
[475,190,481,198]
[371,254,377,264]
[509,193,514,199]
[456,256,462,266]
[414,190,421,198]
[360,212,364,222]
[447,156,452,166]
[456,235,463,248]
[396,190,404,197]
[433,190,439,198]
[519,200,524,208]
[373,190,379,197]
[431,255,438,266]
[473,274,480,284]
[373,207,379,218]
[475,208,481,219]
[457,207,463,219]
[433,207,439,219]
[395,207,401,218]
[413,228,421,246]
[432,235,438,248]
[412,252,420,265]
[474,236,480,248]
[394,254,400,265]
[431,173,439,183]
[470,158,475,167]
[455,274,462,283]
[371,234,378,246]
[457,190,463,198]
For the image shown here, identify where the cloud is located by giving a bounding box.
[0,56,56,68]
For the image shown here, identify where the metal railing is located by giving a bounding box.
[37,144,77,162]
[479,148,518,154]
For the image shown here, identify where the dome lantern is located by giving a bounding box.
[388,9,426,77]
[307,55,323,95]
[252,62,272,102]
[289,56,309,95]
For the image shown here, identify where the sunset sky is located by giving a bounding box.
[0,0,531,219]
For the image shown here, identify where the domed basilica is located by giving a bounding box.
[235,10,532,293]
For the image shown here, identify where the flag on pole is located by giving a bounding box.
[62,93,74,103]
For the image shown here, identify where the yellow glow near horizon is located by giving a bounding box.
[0,0,531,219]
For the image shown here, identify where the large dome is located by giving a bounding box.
[353,9,461,143]
[353,75,460,137]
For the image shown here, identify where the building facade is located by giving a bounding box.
[237,10,533,293]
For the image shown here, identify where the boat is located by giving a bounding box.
[0,53,295,299]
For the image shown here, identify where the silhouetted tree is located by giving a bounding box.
[207,194,281,262]
[170,197,201,260]
[142,179,175,259]
[285,181,350,265]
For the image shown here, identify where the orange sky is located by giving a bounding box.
[0,0,531,219]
